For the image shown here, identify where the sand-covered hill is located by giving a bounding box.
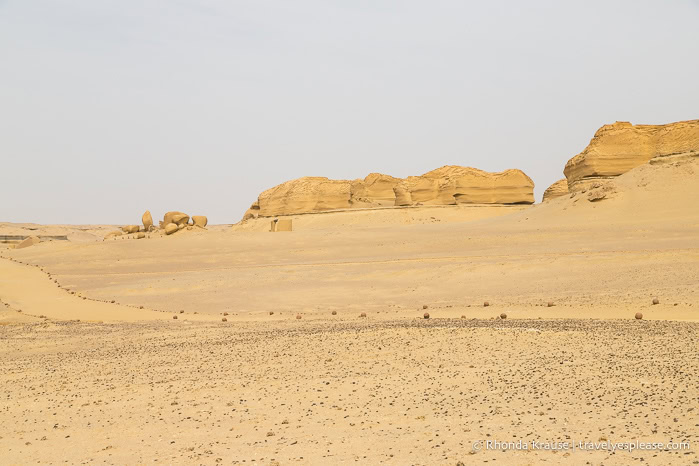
[243,165,534,219]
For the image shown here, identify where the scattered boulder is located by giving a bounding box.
[122,225,140,234]
[163,211,190,226]
[635,312,643,320]
[483,301,490,307]
[652,297,660,305]
[136,232,146,239]
[500,313,507,319]
[16,236,41,249]
[142,211,153,230]
[423,312,430,319]
[164,223,178,235]
[172,315,178,320]
[192,215,208,228]
[222,317,227,322]
[104,231,123,239]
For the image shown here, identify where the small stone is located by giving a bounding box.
[360,312,367,318]
[179,310,184,314]
[296,314,302,320]
[547,301,554,307]
[500,313,507,319]
[484,301,490,307]
[222,317,227,322]
[635,312,643,320]
[423,312,430,319]
[331,310,337,315]
[652,297,659,305]
[422,304,428,309]
[269,311,274,315]
[173,315,178,320]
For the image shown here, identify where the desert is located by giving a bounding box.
[2,119,699,465]
[3,2,699,464]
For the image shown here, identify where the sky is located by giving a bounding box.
[1,0,698,225]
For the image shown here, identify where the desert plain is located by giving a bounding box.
[1,142,699,464]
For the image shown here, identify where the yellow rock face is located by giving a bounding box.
[163,211,190,226]
[250,166,535,218]
[191,216,208,228]
[122,225,140,234]
[542,179,569,202]
[142,211,153,230]
[564,120,699,191]
[164,223,178,235]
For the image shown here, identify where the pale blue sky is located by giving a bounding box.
[2,0,698,224]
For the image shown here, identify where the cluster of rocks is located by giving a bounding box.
[243,165,535,219]
[104,211,208,240]
[543,119,698,202]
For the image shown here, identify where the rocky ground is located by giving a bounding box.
[1,318,696,465]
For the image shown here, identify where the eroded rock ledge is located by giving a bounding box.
[244,166,534,219]
[564,119,699,192]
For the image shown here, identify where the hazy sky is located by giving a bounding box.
[2,1,698,225]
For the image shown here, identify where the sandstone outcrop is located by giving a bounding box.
[247,166,535,218]
[15,236,41,249]
[142,211,153,230]
[542,179,569,202]
[122,225,140,234]
[104,231,123,239]
[564,120,699,192]
[191,216,208,228]
[164,223,178,235]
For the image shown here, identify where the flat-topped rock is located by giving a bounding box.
[564,120,699,191]
[248,165,535,218]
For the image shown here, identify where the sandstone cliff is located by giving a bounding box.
[542,179,569,202]
[564,120,699,191]
[245,166,534,219]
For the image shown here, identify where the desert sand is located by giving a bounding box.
[1,125,698,464]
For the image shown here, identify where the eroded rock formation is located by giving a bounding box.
[564,120,699,192]
[245,166,534,218]
[542,179,569,202]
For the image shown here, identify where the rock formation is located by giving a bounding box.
[542,179,569,202]
[564,119,699,192]
[15,236,41,249]
[164,223,178,235]
[122,225,140,234]
[245,166,535,218]
[191,216,208,228]
[142,211,153,230]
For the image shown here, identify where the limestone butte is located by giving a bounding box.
[542,179,569,202]
[564,119,699,191]
[246,166,534,218]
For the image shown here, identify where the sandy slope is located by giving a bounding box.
[1,157,698,464]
